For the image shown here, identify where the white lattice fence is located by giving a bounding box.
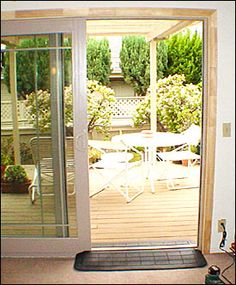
[111,97,145,118]
[1,100,33,128]
[1,97,145,129]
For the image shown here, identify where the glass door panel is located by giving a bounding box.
[1,34,77,237]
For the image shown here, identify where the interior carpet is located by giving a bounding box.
[74,248,207,271]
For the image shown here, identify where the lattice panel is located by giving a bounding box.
[1,97,145,128]
[1,100,33,128]
[1,101,13,121]
[111,97,144,118]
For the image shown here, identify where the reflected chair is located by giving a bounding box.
[156,124,201,190]
[28,136,75,204]
[88,139,144,203]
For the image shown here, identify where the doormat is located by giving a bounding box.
[74,248,207,271]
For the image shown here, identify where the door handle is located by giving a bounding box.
[76,130,87,151]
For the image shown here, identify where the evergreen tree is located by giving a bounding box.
[87,38,112,86]
[165,29,202,84]
[3,37,50,98]
[119,36,168,96]
[3,36,112,97]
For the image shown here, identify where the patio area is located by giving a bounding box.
[1,161,200,246]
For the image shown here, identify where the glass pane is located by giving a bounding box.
[1,34,76,237]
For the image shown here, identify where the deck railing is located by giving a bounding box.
[1,97,145,129]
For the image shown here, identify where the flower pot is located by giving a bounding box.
[1,180,32,194]
[182,159,191,166]
[1,165,6,179]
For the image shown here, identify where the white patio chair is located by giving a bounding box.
[28,136,75,204]
[156,124,201,190]
[88,139,144,203]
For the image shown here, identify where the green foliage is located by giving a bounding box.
[87,81,116,134]
[1,136,33,165]
[3,165,29,183]
[3,37,112,97]
[3,37,50,98]
[1,137,14,166]
[165,30,202,84]
[25,80,116,135]
[87,38,112,85]
[133,74,202,133]
[119,36,168,96]
[88,147,102,164]
[1,153,14,166]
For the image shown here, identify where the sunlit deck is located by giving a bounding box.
[1,162,200,246]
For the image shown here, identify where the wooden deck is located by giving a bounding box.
[1,163,200,246]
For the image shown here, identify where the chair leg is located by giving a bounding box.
[89,163,144,203]
[166,161,200,190]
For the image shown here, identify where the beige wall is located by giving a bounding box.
[109,80,134,97]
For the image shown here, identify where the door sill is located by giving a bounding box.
[91,241,197,251]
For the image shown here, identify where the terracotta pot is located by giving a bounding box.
[1,180,32,194]
[1,165,6,179]
[182,159,190,166]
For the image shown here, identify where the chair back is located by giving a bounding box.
[88,140,128,153]
[30,137,52,165]
[182,124,201,146]
[30,136,74,165]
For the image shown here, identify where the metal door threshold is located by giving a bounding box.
[92,240,197,252]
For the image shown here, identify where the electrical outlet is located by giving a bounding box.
[218,219,226,232]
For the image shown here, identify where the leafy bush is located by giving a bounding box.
[25,80,116,135]
[1,153,14,166]
[133,74,202,133]
[1,136,33,165]
[120,36,168,96]
[165,29,202,84]
[2,165,30,183]
[88,147,102,164]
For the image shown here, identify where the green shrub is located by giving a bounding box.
[1,136,33,165]
[2,165,30,183]
[87,38,112,85]
[25,80,116,135]
[133,74,202,133]
[1,153,14,166]
[165,29,202,84]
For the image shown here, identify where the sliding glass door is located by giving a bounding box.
[1,19,90,256]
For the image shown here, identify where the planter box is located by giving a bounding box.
[1,180,31,193]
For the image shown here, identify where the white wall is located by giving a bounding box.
[2,1,235,253]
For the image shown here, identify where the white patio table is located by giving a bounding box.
[112,131,187,193]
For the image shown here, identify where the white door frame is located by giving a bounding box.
[1,18,91,257]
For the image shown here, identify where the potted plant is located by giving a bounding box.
[1,165,32,194]
[88,147,101,164]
